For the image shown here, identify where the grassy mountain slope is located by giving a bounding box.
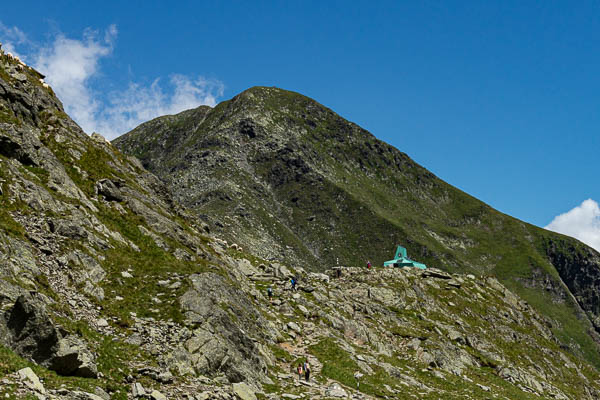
[115,86,600,368]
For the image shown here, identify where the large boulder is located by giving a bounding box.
[49,219,88,240]
[95,178,124,202]
[325,383,347,398]
[232,382,257,400]
[51,335,98,378]
[4,294,98,377]
[177,272,275,383]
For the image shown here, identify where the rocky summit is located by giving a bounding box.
[1,42,600,400]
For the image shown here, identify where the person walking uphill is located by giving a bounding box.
[303,360,311,382]
[291,277,297,291]
[297,363,303,381]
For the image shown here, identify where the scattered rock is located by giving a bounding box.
[446,279,461,288]
[97,318,108,328]
[94,386,110,400]
[287,321,301,334]
[477,383,491,391]
[300,286,315,293]
[297,304,309,316]
[52,335,98,378]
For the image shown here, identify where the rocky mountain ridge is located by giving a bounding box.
[1,43,600,400]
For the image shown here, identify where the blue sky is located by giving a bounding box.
[2,1,600,249]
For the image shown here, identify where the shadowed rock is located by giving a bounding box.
[95,178,124,202]
[4,294,97,378]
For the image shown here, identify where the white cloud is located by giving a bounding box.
[0,22,28,59]
[33,26,116,135]
[95,74,223,138]
[1,24,223,139]
[545,199,600,251]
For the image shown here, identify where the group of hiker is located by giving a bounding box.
[268,263,379,302]
[266,275,300,304]
[265,280,312,382]
[297,360,311,382]
[263,263,381,385]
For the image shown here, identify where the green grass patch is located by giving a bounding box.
[95,204,210,324]
[309,338,390,397]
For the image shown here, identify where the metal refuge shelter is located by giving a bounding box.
[383,245,427,269]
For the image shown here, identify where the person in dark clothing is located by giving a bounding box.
[303,360,310,381]
[267,287,273,303]
[291,277,296,291]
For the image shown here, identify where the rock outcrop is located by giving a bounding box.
[4,294,97,377]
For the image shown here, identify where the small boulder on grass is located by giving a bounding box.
[232,382,257,400]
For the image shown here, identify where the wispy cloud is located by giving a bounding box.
[545,199,600,252]
[0,22,28,59]
[33,26,117,136]
[96,75,223,138]
[0,24,223,139]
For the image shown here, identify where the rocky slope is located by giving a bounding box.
[114,86,600,368]
[1,43,600,400]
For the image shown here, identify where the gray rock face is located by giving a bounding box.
[52,335,98,378]
[177,272,273,383]
[3,294,97,377]
[50,219,88,240]
[543,237,600,332]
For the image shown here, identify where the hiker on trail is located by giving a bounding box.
[297,363,303,380]
[367,260,372,270]
[267,287,273,303]
[303,360,311,382]
[291,277,297,291]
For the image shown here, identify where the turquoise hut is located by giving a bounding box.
[383,245,427,269]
